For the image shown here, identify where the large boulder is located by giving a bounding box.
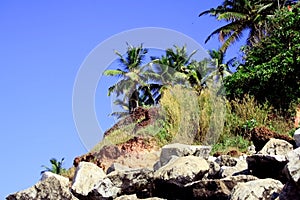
[186,175,258,200]
[279,147,300,200]
[247,154,288,182]
[279,180,300,200]
[88,168,154,199]
[230,178,283,200]
[71,161,106,197]
[258,138,293,156]
[158,143,211,167]
[115,194,165,200]
[154,156,209,185]
[215,155,248,178]
[6,173,77,200]
[284,147,300,184]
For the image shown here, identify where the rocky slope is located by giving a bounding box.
[6,137,300,200]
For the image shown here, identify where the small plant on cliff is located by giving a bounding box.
[41,157,67,175]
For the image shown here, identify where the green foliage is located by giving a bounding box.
[159,85,201,144]
[41,158,66,175]
[212,134,251,155]
[225,4,300,111]
[199,0,283,52]
[91,123,135,152]
[223,95,269,138]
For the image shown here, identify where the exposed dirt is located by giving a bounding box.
[250,126,296,151]
[104,106,161,137]
[73,136,160,172]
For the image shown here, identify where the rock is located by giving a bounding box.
[186,175,258,200]
[284,147,300,184]
[89,168,154,199]
[106,163,131,174]
[294,128,300,148]
[259,138,293,156]
[215,155,238,167]
[108,168,154,198]
[247,144,256,154]
[230,178,283,200]
[115,194,165,200]
[71,161,106,197]
[6,175,77,200]
[279,147,300,200]
[154,156,209,185]
[159,143,211,166]
[247,154,288,182]
[40,171,67,181]
[204,160,221,179]
[279,179,300,200]
[87,177,120,199]
[214,155,248,178]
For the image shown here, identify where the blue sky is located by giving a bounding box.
[0,0,245,198]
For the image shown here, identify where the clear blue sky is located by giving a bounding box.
[0,1,244,198]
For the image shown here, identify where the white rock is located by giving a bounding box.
[154,155,209,184]
[259,138,293,156]
[230,178,283,200]
[285,147,300,184]
[71,161,106,196]
[159,143,211,166]
[7,175,77,200]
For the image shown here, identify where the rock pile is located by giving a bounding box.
[6,140,300,200]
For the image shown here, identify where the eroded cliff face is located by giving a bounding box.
[6,138,300,200]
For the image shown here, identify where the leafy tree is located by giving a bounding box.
[41,158,66,175]
[225,3,300,111]
[199,0,289,52]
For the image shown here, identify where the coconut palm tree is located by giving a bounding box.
[103,43,161,118]
[202,49,234,83]
[199,0,284,52]
[151,45,207,93]
[41,158,66,175]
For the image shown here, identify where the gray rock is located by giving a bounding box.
[6,175,77,200]
[230,178,283,200]
[204,160,221,179]
[215,155,238,167]
[279,147,300,200]
[115,194,166,200]
[186,175,258,200]
[285,147,300,184]
[90,168,154,199]
[107,163,131,174]
[294,128,300,148]
[71,161,106,197]
[248,144,256,154]
[40,171,67,181]
[220,157,248,178]
[259,138,293,156]
[159,143,211,166]
[279,179,300,200]
[154,155,209,185]
[88,177,120,199]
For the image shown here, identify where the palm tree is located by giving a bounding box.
[151,45,207,94]
[202,49,234,83]
[103,43,161,118]
[41,158,66,175]
[199,0,283,52]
